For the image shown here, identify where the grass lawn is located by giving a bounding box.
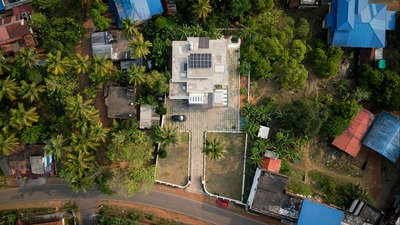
[205,132,245,200]
[157,132,189,186]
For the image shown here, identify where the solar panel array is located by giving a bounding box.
[188,53,211,69]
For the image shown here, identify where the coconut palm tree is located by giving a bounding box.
[129,34,152,59]
[91,55,115,78]
[0,131,19,155]
[203,137,226,160]
[16,48,38,69]
[0,51,9,75]
[46,51,70,75]
[127,64,146,86]
[193,0,212,22]
[0,76,18,101]
[64,148,97,191]
[45,134,65,159]
[72,54,91,74]
[9,103,39,130]
[160,125,177,147]
[20,81,45,103]
[65,95,99,126]
[121,17,140,38]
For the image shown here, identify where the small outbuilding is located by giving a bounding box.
[139,105,160,129]
[257,126,270,139]
[104,86,136,119]
[362,111,400,163]
[261,150,281,173]
[297,200,344,225]
[332,109,374,157]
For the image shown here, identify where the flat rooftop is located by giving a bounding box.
[104,86,136,119]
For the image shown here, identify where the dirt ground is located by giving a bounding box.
[205,133,245,200]
[0,201,69,210]
[158,132,190,186]
[98,200,211,225]
[369,0,400,10]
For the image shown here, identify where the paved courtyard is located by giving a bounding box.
[165,49,241,193]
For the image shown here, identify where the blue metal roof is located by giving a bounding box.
[0,0,4,11]
[297,200,344,225]
[325,0,396,48]
[363,112,400,163]
[111,0,163,25]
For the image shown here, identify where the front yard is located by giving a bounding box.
[157,132,190,186]
[205,132,246,200]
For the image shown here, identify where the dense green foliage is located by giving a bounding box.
[308,41,343,79]
[204,137,226,160]
[239,12,309,88]
[90,0,112,31]
[31,0,84,55]
[279,99,329,138]
[308,170,369,208]
[355,64,400,110]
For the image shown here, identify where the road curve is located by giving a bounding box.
[0,184,267,225]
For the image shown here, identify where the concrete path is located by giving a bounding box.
[0,184,268,225]
[76,199,97,225]
[166,48,241,193]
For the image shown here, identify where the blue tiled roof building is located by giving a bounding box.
[110,0,164,25]
[362,112,400,163]
[297,200,344,225]
[325,0,396,48]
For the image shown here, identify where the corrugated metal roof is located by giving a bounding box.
[332,109,374,157]
[297,200,344,225]
[362,112,400,163]
[112,0,163,24]
[326,0,396,48]
[0,0,4,10]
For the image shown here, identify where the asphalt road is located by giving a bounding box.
[0,184,267,225]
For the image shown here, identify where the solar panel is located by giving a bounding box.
[188,53,211,69]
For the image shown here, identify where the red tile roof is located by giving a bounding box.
[261,157,282,173]
[332,109,374,157]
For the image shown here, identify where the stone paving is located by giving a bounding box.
[165,49,240,193]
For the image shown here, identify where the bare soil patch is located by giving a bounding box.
[158,132,190,186]
[205,133,245,200]
[98,200,211,225]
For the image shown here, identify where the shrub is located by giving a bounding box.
[158,149,167,158]
[309,42,343,79]
[240,87,248,95]
[156,104,167,115]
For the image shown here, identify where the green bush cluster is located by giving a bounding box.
[90,0,112,31]
[308,171,369,208]
[309,41,343,79]
[355,64,400,110]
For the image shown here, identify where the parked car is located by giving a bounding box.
[171,115,186,122]
[217,199,228,208]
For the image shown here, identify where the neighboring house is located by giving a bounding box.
[325,0,396,48]
[362,111,400,163]
[0,0,31,11]
[91,30,136,62]
[0,145,55,177]
[332,109,374,157]
[247,169,303,222]
[170,37,230,107]
[342,200,383,225]
[109,0,164,25]
[0,3,35,54]
[297,200,344,225]
[139,104,160,129]
[104,86,136,119]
